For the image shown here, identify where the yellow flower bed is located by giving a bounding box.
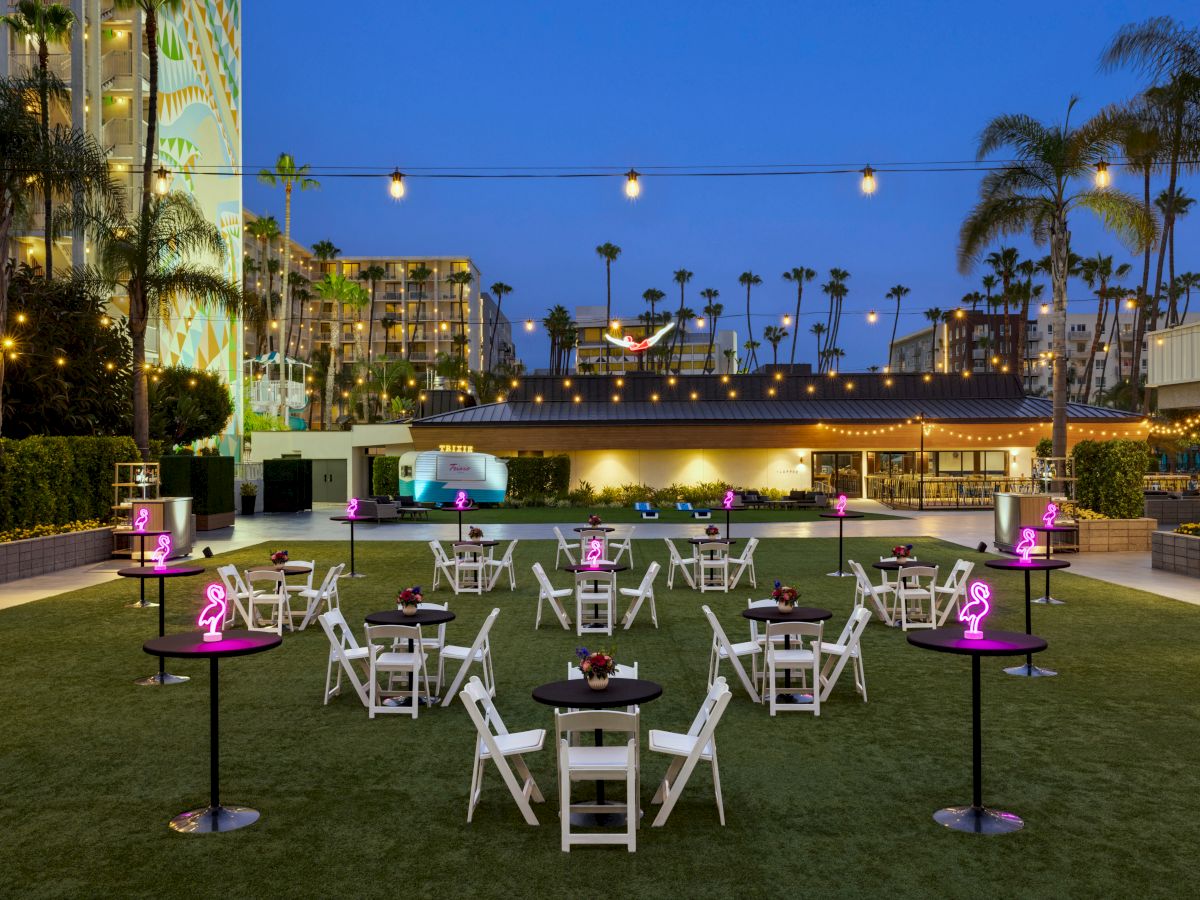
[1176,523,1200,537]
[1057,501,1108,521]
[0,519,106,544]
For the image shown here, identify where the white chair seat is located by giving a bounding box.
[563,745,634,771]
[717,640,762,659]
[817,641,849,657]
[648,730,713,760]
[480,728,546,759]
[377,650,423,667]
[441,644,485,662]
[771,649,815,665]
[341,646,369,661]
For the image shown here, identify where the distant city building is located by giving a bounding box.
[573,305,737,374]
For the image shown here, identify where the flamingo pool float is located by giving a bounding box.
[454,491,471,510]
[1015,527,1037,564]
[1042,502,1058,529]
[346,498,359,518]
[603,321,674,353]
[723,490,734,510]
[133,507,149,533]
[153,534,171,571]
[584,537,604,567]
[835,494,848,515]
[198,583,228,642]
[959,580,992,640]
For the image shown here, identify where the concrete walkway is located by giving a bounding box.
[3,501,1197,610]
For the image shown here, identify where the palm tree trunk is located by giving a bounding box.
[1050,216,1070,472]
[705,319,716,374]
[788,285,801,366]
[488,296,502,370]
[38,41,52,279]
[1167,218,1177,325]
[744,287,758,369]
[1131,169,1153,410]
[366,282,378,417]
[0,202,13,433]
[130,288,150,459]
[140,9,159,212]
[1082,283,1106,403]
[457,282,467,364]
[280,185,293,423]
[604,262,611,374]
[889,301,900,371]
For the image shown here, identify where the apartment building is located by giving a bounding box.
[889,312,1024,375]
[1024,311,1147,402]
[573,305,737,374]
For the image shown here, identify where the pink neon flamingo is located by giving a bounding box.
[723,490,734,510]
[454,490,470,510]
[346,498,359,519]
[1015,527,1036,564]
[1042,502,1058,529]
[959,580,992,640]
[198,583,228,642]
[584,537,603,567]
[133,507,149,533]
[835,494,848,516]
[153,534,171,571]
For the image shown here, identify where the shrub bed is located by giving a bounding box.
[0,436,140,530]
[1072,439,1153,519]
[502,455,570,500]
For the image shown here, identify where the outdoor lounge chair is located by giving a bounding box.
[634,501,660,520]
[676,502,711,519]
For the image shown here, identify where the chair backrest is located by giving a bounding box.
[633,561,660,596]
[364,623,423,648]
[496,539,518,565]
[319,607,361,653]
[575,569,615,592]
[701,544,729,561]
[896,565,938,594]
[461,675,509,738]
[745,598,778,642]
[416,601,450,642]
[687,677,732,737]
[665,538,685,564]
[943,559,974,590]
[315,563,340,596]
[532,561,557,596]
[217,563,246,595]
[463,608,500,657]
[429,540,451,565]
[829,605,872,647]
[246,569,287,596]
[554,709,638,745]
[568,661,638,680]
[847,559,872,594]
[766,620,823,647]
[734,536,759,561]
[553,526,572,548]
[294,560,316,589]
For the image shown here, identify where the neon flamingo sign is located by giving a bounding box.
[959,580,992,640]
[153,534,171,571]
[603,321,675,353]
[1015,527,1036,565]
[346,498,359,519]
[722,490,734,510]
[454,490,471,510]
[133,507,149,533]
[835,494,848,516]
[584,537,603,567]
[1042,502,1058,529]
[198,583,227,642]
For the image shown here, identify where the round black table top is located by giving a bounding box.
[1031,524,1079,533]
[872,558,925,571]
[574,526,615,533]
[453,539,498,547]
[985,558,1071,572]
[908,628,1048,657]
[742,605,833,623]
[532,678,663,709]
[365,607,457,627]
[143,629,281,659]
[563,563,629,574]
[329,515,361,523]
[246,564,312,576]
[820,510,866,519]
[121,528,173,537]
[118,565,205,579]
[688,537,736,545]
[437,504,480,512]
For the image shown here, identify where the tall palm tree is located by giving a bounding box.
[314,273,357,428]
[487,281,512,369]
[595,243,621,373]
[1178,271,1199,323]
[762,325,787,366]
[2,0,74,278]
[542,304,576,376]
[738,271,762,369]
[310,239,341,264]
[259,152,318,418]
[668,268,693,365]
[74,192,240,458]
[781,267,815,367]
[672,306,696,372]
[640,288,664,371]
[825,268,851,352]
[809,322,826,371]
[885,284,910,371]
[1079,254,1132,401]
[985,247,1021,371]
[446,269,473,366]
[1155,187,1195,324]
[699,289,721,373]
[742,339,761,373]
[923,308,944,371]
[407,264,432,355]
[357,264,385,415]
[959,99,1155,464]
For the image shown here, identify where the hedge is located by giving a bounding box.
[372,456,400,496]
[160,455,234,515]
[1072,439,1152,519]
[502,455,570,500]
[0,436,139,530]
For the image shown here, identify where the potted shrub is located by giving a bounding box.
[240,482,258,516]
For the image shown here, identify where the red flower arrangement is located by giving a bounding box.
[892,544,914,559]
[772,581,798,606]
[270,549,289,565]
[587,514,602,527]
[396,586,423,611]
[468,526,484,540]
[576,646,617,682]
[705,524,720,537]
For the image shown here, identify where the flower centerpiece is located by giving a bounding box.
[468,526,484,540]
[270,549,289,566]
[705,524,720,537]
[576,646,618,690]
[892,544,914,560]
[587,514,602,528]
[396,586,423,615]
[772,580,798,613]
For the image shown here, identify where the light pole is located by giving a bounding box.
[917,412,929,511]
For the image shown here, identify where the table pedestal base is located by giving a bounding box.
[125,599,159,609]
[1003,662,1056,678]
[934,804,1023,834]
[1032,596,1065,605]
[134,671,190,686]
[825,569,853,578]
[169,804,259,834]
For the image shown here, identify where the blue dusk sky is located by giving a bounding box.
[243,0,1196,371]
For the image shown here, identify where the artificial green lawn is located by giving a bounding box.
[2,536,1197,899]
[396,504,898,524]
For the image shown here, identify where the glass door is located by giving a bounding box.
[812,452,860,496]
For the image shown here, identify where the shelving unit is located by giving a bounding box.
[112,463,160,560]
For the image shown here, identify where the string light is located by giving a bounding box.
[867,310,878,324]
[782,315,792,327]
[390,169,405,199]
[1040,303,1050,315]
[154,166,170,195]
[860,165,876,195]
[624,169,641,199]
[1095,160,1111,189]
[525,319,535,332]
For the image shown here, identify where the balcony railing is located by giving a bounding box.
[101,50,149,88]
[867,474,1039,510]
[9,52,73,80]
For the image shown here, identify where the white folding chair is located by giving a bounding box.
[440,608,500,707]
[318,608,370,707]
[556,710,640,852]
[283,559,316,603]
[216,564,254,628]
[746,598,789,650]
[649,678,732,827]
[460,676,545,825]
[577,528,609,564]
[620,561,660,629]
[697,545,729,593]
[575,569,616,636]
[609,526,635,567]
[364,623,432,718]
[430,541,456,592]
[765,621,823,717]
[453,543,486,595]
[297,563,344,631]
[485,539,519,591]
[933,559,974,627]
[702,604,761,703]
[895,565,939,632]
[818,607,871,703]
[726,537,759,590]
[664,539,697,590]
[553,526,578,568]
[416,601,449,690]
[532,562,572,630]
[848,559,894,627]
[245,569,291,634]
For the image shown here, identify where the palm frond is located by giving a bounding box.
[957,196,1046,273]
[1072,188,1158,253]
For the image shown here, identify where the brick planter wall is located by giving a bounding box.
[1152,531,1200,578]
[0,527,115,584]
[1074,517,1157,552]
[1144,497,1200,527]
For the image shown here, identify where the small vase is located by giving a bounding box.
[401,603,418,616]
[777,601,795,614]
[588,675,609,691]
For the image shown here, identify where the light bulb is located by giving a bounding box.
[695,317,705,328]
[390,169,405,199]
[1095,160,1110,189]
[1040,303,1050,315]
[154,166,169,195]
[524,319,535,332]
[867,310,878,324]
[610,320,620,332]
[860,165,876,195]
[624,169,640,199]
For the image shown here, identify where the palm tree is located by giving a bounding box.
[542,304,576,376]
[672,306,696,372]
[923,308,944,371]
[699,289,721,373]
[738,272,762,369]
[407,264,433,354]
[985,247,1021,371]
[595,243,621,372]
[445,269,473,366]
[75,192,240,458]
[1079,254,1132,401]
[356,264,385,414]
[742,339,761,373]
[1155,187,1195,324]
[2,1,74,278]
[885,284,910,371]
[259,152,318,419]
[669,268,693,364]
[782,267,816,366]
[763,325,787,366]
[1178,271,1199,323]
[958,99,1155,464]
[809,322,826,371]
[640,288,665,371]
[825,268,850,353]
[487,281,512,369]
[311,239,341,264]
[314,273,358,428]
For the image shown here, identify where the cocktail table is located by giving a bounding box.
[118,564,205,685]
[819,510,865,577]
[984,558,1069,677]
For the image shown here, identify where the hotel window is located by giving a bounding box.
[341,263,360,278]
